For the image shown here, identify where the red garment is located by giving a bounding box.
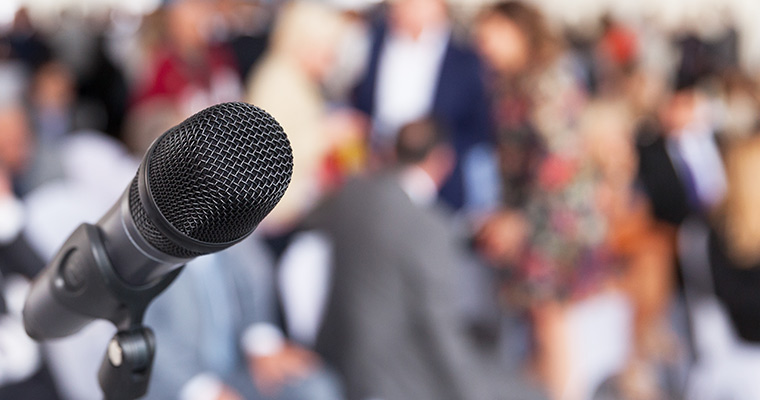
[600,25,638,67]
[132,45,241,113]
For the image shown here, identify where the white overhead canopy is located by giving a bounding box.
[2,0,760,70]
[0,0,161,25]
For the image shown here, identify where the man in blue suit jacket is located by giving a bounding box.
[143,237,344,400]
[353,0,497,211]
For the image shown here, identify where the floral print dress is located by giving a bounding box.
[492,58,612,306]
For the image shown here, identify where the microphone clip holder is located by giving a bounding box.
[77,222,184,400]
[26,223,183,399]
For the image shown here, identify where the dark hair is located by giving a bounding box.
[395,117,449,165]
[479,1,560,71]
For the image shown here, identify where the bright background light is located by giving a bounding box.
[0,0,161,23]
[2,0,760,70]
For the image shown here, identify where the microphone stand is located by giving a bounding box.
[99,326,156,400]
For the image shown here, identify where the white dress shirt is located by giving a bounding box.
[667,122,726,209]
[398,166,438,207]
[373,26,450,148]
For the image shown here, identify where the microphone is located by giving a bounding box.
[23,102,293,340]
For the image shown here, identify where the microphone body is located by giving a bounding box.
[97,187,186,286]
[23,102,292,340]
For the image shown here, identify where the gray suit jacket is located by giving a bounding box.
[311,173,492,400]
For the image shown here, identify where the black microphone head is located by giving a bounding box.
[128,102,292,258]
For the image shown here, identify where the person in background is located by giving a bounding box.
[47,10,128,138]
[637,77,726,227]
[29,60,76,144]
[582,100,677,399]
[215,0,272,83]
[144,237,345,400]
[0,161,61,400]
[475,0,583,210]
[131,0,242,117]
[0,103,33,194]
[633,37,731,400]
[0,68,64,399]
[122,0,244,156]
[246,0,364,246]
[0,100,62,198]
[594,15,639,96]
[0,114,47,278]
[353,0,497,212]
[76,28,130,139]
[310,118,546,400]
[699,135,760,399]
[476,3,640,399]
[478,99,637,400]
[712,71,760,140]
[6,8,52,71]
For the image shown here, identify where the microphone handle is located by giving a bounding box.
[97,186,187,286]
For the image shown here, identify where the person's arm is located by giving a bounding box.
[0,169,45,279]
[460,51,500,212]
[243,324,318,397]
[227,238,320,396]
[179,374,241,400]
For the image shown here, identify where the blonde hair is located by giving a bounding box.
[268,1,345,59]
[577,99,635,177]
[721,136,760,267]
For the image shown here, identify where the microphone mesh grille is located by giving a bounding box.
[129,179,201,258]
[129,102,292,257]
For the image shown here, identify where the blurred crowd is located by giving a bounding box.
[1,0,760,399]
